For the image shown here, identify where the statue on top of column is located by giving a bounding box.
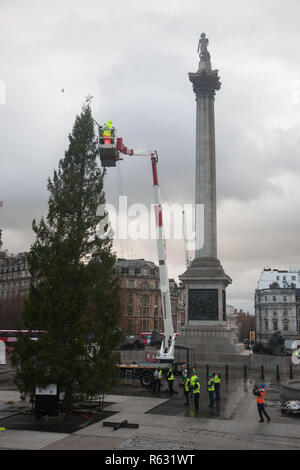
[197,33,212,72]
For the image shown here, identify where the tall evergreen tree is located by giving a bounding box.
[11,105,122,411]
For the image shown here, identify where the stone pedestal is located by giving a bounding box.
[181,257,231,323]
[179,257,241,353]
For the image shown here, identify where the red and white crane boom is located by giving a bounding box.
[99,132,176,362]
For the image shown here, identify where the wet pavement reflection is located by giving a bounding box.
[112,369,300,423]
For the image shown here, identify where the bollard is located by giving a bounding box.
[225,364,229,380]
[276,365,280,382]
[243,365,247,379]
[290,364,294,379]
[260,364,264,380]
[206,364,209,377]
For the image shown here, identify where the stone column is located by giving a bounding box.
[192,70,220,258]
[179,34,232,327]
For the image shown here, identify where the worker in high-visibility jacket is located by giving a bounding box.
[153,366,163,394]
[207,373,215,408]
[190,370,199,403]
[166,366,175,394]
[213,372,221,401]
[193,377,200,410]
[103,120,113,144]
[183,375,191,407]
[253,383,271,423]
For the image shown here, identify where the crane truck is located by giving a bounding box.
[98,125,192,388]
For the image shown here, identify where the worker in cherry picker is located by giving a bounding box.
[102,120,113,144]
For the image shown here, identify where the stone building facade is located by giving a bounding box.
[169,278,186,332]
[0,249,187,335]
[0,251,30,302]
[115,259,163,335]
[0,250,30,328]
[255,270,300,343]
[114,259,186,336]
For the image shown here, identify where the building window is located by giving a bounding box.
[264,319,268,330]
[140,295,149,305]
[283,321,289,331]
[127,307,133,316]
[140,307,149,317]
[129,267,135,276]
[283,296,287,302]
[273,320,278,331]
[273,296,276,302]
[128,294,134,304]
[129,280,134,288]
[127,320,133,334]
[292,276,296,281]
[264,296,267,302]
[142,268,148,276]
[141,282,149,290]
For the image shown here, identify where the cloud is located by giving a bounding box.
[1,0,300,314]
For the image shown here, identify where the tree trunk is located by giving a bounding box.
[63,383,74,414]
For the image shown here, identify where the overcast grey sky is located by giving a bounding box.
[1,0,300,314]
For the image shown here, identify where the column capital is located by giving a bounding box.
[188,70,221,99]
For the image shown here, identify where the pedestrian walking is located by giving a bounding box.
[207,373,215,408]
[193,377,200,410]
[213,372,221,401]
[253,383,271,423]
[183,375,191,407]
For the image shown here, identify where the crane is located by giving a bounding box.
[98,126,176,362]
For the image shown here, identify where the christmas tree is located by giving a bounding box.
[11,105,122,412]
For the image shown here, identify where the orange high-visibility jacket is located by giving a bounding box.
[256,389,265,404]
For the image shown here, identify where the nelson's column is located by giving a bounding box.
[179,34,242,353]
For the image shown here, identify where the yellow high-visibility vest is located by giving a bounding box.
[191,374,198,386]
[184,378,190,392]
[193,382,200,394]
[103,121,112,137]
[208,378,215,392]
[167,370,174,381]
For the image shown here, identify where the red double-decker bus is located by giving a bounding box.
[0,330,44,351]
[138,332,154,345]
